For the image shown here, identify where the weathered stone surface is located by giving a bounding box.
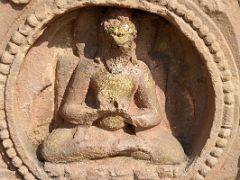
[0,0,239,179]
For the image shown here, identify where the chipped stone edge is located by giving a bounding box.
[10,0,30,5]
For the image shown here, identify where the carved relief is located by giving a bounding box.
[38,9,185,165]
[197,0,234,13]
[0,0,239,179]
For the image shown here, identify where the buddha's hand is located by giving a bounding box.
[67,106,103,126]
[117,97,129,112]
[127,115,148,128]
[78,112,98,126]
[99,115,126,131]
[126,109,161,128]
[97,97,117,112]
[61,104,100,125]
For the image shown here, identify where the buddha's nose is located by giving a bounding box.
[112,23,132,37]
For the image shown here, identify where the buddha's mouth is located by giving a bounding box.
[112,34,130,46]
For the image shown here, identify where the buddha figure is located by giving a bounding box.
[40,9,186,164]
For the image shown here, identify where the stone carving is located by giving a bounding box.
[40,9,185,164]
[197,0,233,13]
[10,0,30,4]
[0,0,239,179]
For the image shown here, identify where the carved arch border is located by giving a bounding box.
[0,0,239,179]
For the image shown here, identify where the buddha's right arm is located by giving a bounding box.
[58,62,105,125]
[60,104,106,125]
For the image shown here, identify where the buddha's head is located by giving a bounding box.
[101,9,138,54]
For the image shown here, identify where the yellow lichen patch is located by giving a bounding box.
[94,72,136,102]
[106,20,136,37]
[100,115,125,130]
[113,35,131,45]
[143,71,154,88]
[104,18,137,46]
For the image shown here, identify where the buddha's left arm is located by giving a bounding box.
[128,64,162,128]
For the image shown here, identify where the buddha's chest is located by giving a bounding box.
[92,71,138,100]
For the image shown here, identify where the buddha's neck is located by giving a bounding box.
[101,44,132,61]
[101,45,132,74]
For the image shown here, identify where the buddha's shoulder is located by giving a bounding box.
[75,60,99,75]
[135,61,151,74]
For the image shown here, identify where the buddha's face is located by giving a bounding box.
[102,14,137,52]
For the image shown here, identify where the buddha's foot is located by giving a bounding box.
[40,126,186,164]
[114,130,186,164]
